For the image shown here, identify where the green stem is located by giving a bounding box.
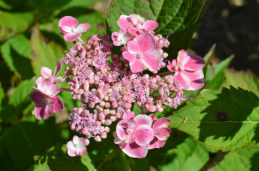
[96,146,120,170]
[200,151,229,171]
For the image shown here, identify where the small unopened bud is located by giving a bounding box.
[94,136,101,142]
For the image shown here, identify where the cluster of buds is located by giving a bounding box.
[30,14,205,158]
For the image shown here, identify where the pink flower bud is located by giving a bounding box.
[100,132,107,139]
[94,136,102,142]
[104,127,110,133]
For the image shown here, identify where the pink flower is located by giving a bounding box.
[117,14,158,36]
[66,136,87,156]
[29,81,64,120]
[168,50,205,90]
[122,33,160,73]
[113,113,154,158]
[111,29,133,46]
[59,16,91,42]
[149,118,172,149]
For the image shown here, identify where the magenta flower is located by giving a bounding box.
[168,50,205,90]
[122,33,160,73]
[113,113,154,158]
[29,81,64,120]
[111,29,133,46]
[117,14,158,36]
[59,16,91,42]
[66,136,87,156]
[149,118,172,149]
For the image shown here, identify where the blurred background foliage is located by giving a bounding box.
[0,0,259,170]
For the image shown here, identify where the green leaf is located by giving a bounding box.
[0,83,4,112]
[1,34,34,79]
[30,144,117,171]
[59,0,98,10]
[150,137,209,171]
[0,0,13,9]
[204,56,233,89]
[7,122,54,170]
[214,143,259,171]
[0,10,34,42]
[30,24,65,76]
[203,44,216,78]
[9,77,35,107]
[223,69,259,96]
[168,86,259,152]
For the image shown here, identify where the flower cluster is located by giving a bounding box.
[29,14,205,158]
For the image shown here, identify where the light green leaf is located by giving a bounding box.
[30,144,117,171]
[168,86,259,152]
[0,10,34,42]
[0,0,13,9]
[9,77,35,107]
[30,24,65,76]
[223,69,259,96]
[204,56,233,89]
[59,0,98,10]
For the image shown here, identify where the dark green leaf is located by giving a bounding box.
[168,86,259,152]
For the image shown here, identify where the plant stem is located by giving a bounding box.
[200,151,229,171]
[96,146,120,170]
[157,71,172,76]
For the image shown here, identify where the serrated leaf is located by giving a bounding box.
[204,56,233,89]
[9,77,35,107]
[223,69,259,96]
[214,143,259,171]
[1,34,34,79]
[168,86,259,152]
[30,24,65,76]
[7,122,54,170]
[30,144,117,171]
[0,10,34,42]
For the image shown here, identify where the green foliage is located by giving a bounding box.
[168,86,259,152]
[0,83,4,112]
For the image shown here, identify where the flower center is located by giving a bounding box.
[136,54,142,59]
[126,128,133,134]
[175,65,184,71]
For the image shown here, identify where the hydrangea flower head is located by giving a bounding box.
[66,136,87,156]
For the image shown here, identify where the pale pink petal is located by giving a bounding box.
[35,77,43,85]
[134,114,153,127]
[184,54,205,71]
[41,67,53,79]
[127,40,140,54]
[114,136,122,144]
[122,51,136,62]
[73,135,79,144]
[128,112,135,119]
[153,118,171,130]
[117,126,128,140]
[60,26,72,34]
[154,128,172,140]
[129,59,145,73]
[66,141,76,150]
[54,60,62,77]
[59,16,78,29]
[52,96,64,113]
[117,15,134,29]
[134,33,155,54]
[42,81,59,95]
[183,70,204,90]
[117,120,130,129]
[177,50,190,66]
[125,132,136,144]
[118,28,127,34]
[128,27,142,36]
[130,14,139,25]
[121,142,149,158]
[174,72,191,90]
[111,32,118,41]
[142,20,158,31]
[55,76,66,83]
[75,147,86,156]
[76,23,91,33]
[134,125,154,146]
[67,149,76,157]
[148,137,166,149]
[142,53,160,72]
[64,33,81,42]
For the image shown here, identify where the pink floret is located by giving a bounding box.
[66,136,87,157]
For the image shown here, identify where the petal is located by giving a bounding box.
[42,81,59,96]
[54,60,62,77]
[148,137,166,149]
[183,70,204,90]
[128,27,142,36]
[125,132,135,144]
[60,26,72,34]
[64,33,81,42]
[66,141,76,150]
[154,128,172,140]
[75,147,86,156]
[129,59,145,73]
[59,16,78,29]
[122,51,136,62]
[134,114,153,127]
[121,142,149,158]
[184,53,205,71]
[35,77,43,85]
[76,23,91,33]
[114,135,123,144]
[41,67,53,79]
[117,15,134,29]
[67,149,76,157]
[52,96,64,113]
[118,28,127,34]
[127,112,135,119]
[142,53,160,72]
[35,104,53,120]
[55,76,66,83]
[153,118,171,130]
[134,33,155,54]
[174,72,191,90]
[134,125,154,146]
[116,126,128,140]
[29,91,47,105]
[73,135,79,144]
[111,32,118,41]
[141,20,158,31]
[117,120,130,129]
[127,40,140,54]
[177,50,190,66]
